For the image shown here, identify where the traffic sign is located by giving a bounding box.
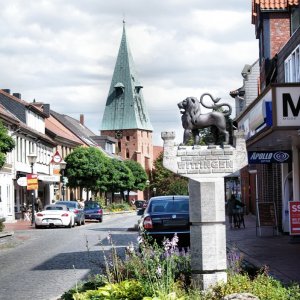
[51,150,62,164]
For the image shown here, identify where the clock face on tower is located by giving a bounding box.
[115,130,123,139]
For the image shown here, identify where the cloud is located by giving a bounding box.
[0,1,258,146]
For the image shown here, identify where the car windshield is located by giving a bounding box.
[150,199,189,213]
[46,206,64,211]
[85,202,100,209]
[57,201,76,208]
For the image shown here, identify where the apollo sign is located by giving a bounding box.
[248,150,292,164]
[276,87,300,126]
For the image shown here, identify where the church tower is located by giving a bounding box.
[101,21,153,175]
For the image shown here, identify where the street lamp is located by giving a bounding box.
[27,152,37,225]
[146,179,150,200]
[153,187,157,197]
[60,160,67,200]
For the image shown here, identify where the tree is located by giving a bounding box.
[124,160,148,189]
[64,146,108,200]
[105,159,134,202]
[152,152,188,196]
[0,121,15,169]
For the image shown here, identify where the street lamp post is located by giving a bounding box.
[153,187,156,197]
[146,179,150,200]
[27,153,37,225]
[60,160,67,201]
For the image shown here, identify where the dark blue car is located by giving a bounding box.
[139,195,190,247]
[84,201,103,222]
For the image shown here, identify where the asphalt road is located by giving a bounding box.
[0,212,141,300]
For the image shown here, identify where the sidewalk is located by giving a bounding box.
[226,214,300,285]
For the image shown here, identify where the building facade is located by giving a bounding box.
[233,1,300,234]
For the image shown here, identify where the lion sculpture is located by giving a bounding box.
[177,93,232,145]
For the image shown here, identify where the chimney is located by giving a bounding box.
[80,114,84,125]
[13,93,21,99]
[2,89,10,94]
[42,103,50,117]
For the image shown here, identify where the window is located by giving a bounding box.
[285,45,300,82]
[126,148,130,158]
[291,7,300,34]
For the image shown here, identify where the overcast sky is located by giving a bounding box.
[1,1,258,145]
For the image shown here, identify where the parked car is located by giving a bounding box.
[84,201,103,222]
[35,204,75,229]
[134,200,148,215]
[56,200,85,226]
[139,195,190,247]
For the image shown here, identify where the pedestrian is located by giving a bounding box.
[35,197,43,212]
[226,195,237,229]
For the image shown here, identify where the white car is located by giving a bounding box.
[35,204,75,229]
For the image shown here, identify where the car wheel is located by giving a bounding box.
[35,224,42,229]
[77,220,81,226]
[99,217,103,223]
[81,218,85,225]
[67,220,72,228]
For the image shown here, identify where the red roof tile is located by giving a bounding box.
[252,0,299,24]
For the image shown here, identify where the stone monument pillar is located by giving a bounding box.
[161,131,248,290]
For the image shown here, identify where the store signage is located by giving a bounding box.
[26,174,38,190]
[238,90,272,141]
[17,176,27,186]
[38,175,60,182]
[248,150,292,164]
[276,87,300,126]
[289,201,300,235]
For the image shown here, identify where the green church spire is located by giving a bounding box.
[101,21,153,131]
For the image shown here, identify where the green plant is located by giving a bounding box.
[72,280,145,300]
[94,196,106,209]
[60,274,106,300]
[106,203,132,212]
[0,218,5,232]
[62,235,300,300]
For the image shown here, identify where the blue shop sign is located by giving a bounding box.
[248,150,292,164]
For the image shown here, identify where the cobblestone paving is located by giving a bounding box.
[0,212,140,300]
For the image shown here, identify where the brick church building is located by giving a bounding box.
[101,21,154,198]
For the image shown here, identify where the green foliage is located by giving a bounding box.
[0,218,5,232]
[105,203,132,212]
[207,271,300,300]
[60,274,106,300]
[123,159,148,191]
[105,159,134,200]
[152,152,188,196]
[65,147,109,192]
[72,280,145,300]
[61,233,300,300]
[94,196,106,208]
[0,121,15,168]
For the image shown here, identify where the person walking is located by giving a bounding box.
[226,195,237,229]
[35,197,43,212]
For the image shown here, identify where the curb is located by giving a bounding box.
[0,231,14,239]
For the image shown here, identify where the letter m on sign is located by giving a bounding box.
[283,93,300,117]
